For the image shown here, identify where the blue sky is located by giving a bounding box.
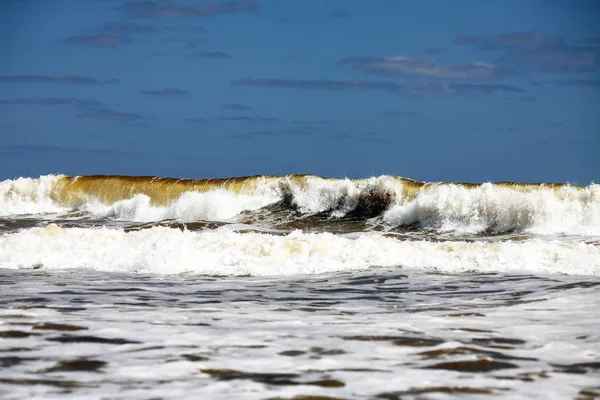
[1,0,598,183]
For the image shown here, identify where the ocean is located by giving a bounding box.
[0,174,599,399]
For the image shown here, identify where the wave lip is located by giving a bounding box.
[1,225,598,276]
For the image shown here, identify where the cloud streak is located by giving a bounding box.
[102,22,157,34]
[185,117,209,123]
[333,133,388,142]
[64,34,133,48]
[293,119,331,126]
[1,144,116,155]
[454,30,599,73]
[232,78,524,96]
[64,22,159,48]
[214,115,278,123]
[1,97,102,107]
[187,51,232,59]
[381,110,421,116]
[230,128,315,139]
[556,78,600,87]
[78,108,144,122]
[499,48,598,72]
[221,103,255,111]
[0,144,148,157]
[454,31,559,50]
[519,96,539,102]
[140,88,191,96]
[0,74,118,85]
[117,0,260,19]
[339,55,506,79]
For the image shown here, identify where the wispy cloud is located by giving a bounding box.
[333,132,388,142]
[187,51,232,59]
[1,97,102,107]
[519,96,539,102]
[64,34,133,48]
[102,22,157,34]
[381,110,421,116]
[185,117,209,123]
[455,30,599,73]
[230,128,315,139]
[555,78,600,87]
[214,115,278,123]
[161,37,205,48]
[292,119,331,125]
[117,0,260,19]
[140,88,191,96]
[78,108,144,122]
[64,21,159,48]
[454,31,558,50]
[339,55,506,79]
[530,78,600,87]
[0,144,116,154]
[232,78,524,96]
[221,103,255,111]
[0,74,118,85]
[0,144,147,157]
[499,49,598,72]
[530,80,552,86]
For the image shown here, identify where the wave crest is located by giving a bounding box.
[383,182,600,235]
[0,174,598,236]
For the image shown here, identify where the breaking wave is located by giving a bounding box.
[1,174,598,235]
[1,224,598,276]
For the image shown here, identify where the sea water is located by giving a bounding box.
[0,174,599,399]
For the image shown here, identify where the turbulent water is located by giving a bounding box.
[1,174,599,399]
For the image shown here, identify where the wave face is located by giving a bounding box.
[1,174,598,236]
[1,224,598,276]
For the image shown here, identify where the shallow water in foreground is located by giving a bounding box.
[1,268,599,399]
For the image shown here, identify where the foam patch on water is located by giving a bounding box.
[1,225,598,276]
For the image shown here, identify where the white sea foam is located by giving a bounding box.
[287,175,402,216]
[383,182,600,235]
[0,175,66,216]
[82,190,281,222]
[1,225,598,276]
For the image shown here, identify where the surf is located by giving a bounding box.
[1,174,598,236]
[1,224,598,276]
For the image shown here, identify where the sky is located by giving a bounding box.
[1,0,599,184]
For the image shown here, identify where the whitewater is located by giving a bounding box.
[1,174,599,399]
